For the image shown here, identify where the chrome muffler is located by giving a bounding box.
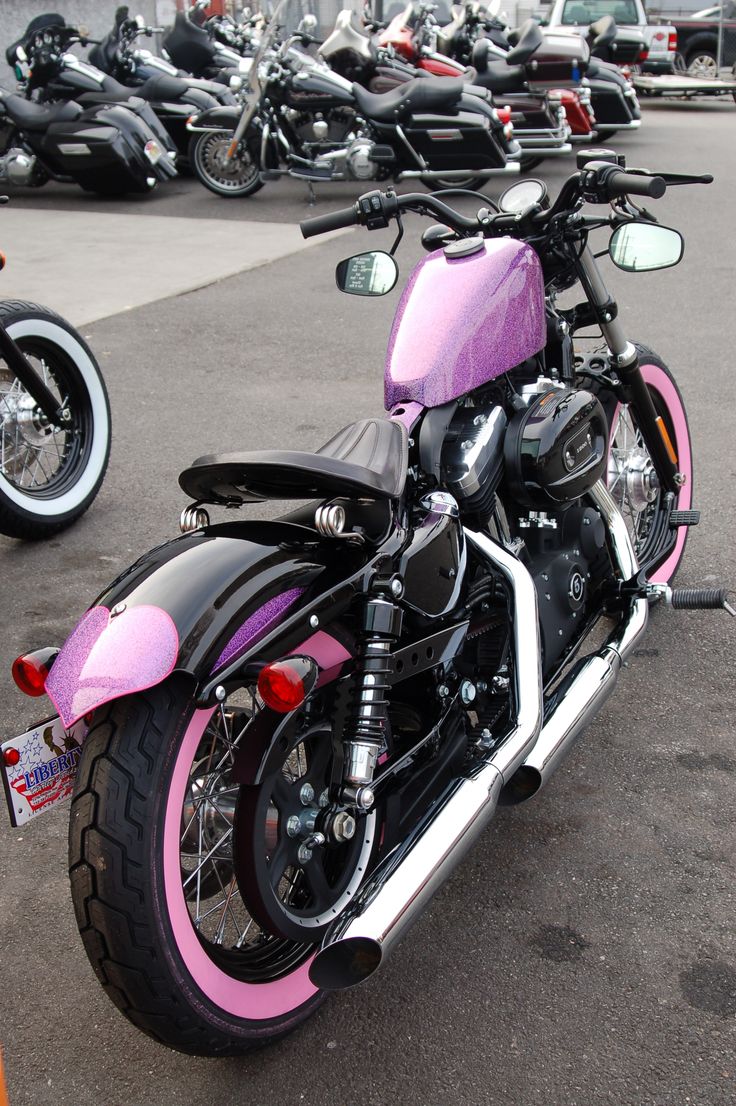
[309,482,645,990]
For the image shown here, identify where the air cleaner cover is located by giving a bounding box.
[504,387,608,508]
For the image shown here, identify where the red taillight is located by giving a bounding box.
[3,747,20,767]
[11,648,59,697]
[638,46,649,62]
[257,660,308,713]
[668,32,677,52]
[496,106,512,125]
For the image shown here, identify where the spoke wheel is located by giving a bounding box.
[0,302,110,539]
[190,130,263,197]
[597,348,692,585]
[68,678,380,1054]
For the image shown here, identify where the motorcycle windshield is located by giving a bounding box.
[247,0,365,93]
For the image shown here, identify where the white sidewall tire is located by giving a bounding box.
[0,316,110,517]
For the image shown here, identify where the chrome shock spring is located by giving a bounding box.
[344,589,403,787]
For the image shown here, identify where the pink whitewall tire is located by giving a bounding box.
[68,678,330,1055]
[599,346,693,586]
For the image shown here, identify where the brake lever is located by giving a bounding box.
[656,173,714,186]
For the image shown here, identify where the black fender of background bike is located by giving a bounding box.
[191,103,241,129]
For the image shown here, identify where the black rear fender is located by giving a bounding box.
[44,521,389,729]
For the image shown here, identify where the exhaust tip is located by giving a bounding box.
[499,765,542,805]
[309,937,382,991]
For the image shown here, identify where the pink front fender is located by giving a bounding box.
[45,605,179,729]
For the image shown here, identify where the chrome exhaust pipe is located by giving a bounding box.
[396,163,521,181]
[309,533,543,990]
[309,484,643,990]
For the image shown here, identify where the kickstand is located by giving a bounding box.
[306,181,317,206]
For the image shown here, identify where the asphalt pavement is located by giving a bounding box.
[0,99,735,1106]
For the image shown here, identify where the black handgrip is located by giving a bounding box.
[605,170,666,200]
[300,204,358,239]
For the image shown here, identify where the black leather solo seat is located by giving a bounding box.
[352,76,465,121]
[77,74,196,106]
[179,418,408,505]
[1,94,83,130]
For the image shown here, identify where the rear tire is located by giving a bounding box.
[190,130,264,197]
[68,679,346,1055]
[0,301,110,540]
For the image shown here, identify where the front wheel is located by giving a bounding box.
[189,129,264,197]
[0,301,110,540]
[595,346,693,585]
[68,678,379,1054]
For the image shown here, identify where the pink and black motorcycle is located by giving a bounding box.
[3,152,732,1055]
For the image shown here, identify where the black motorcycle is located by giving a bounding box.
[318,9,573,170]
[162,9,253,85]
[187,0,519,198]
[3,13,177,194]
[85,8,236,162]
[441,2,641,138]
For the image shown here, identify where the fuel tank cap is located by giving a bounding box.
[443,236,486,259]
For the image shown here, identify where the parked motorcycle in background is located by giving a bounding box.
[3,149,731,1055]
[186,0,520,197]
[0,200,110,538]
[1,13,177,194]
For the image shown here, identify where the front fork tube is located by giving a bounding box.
[0,323,67,427]
[226,95,261,160]
[576,246,681,497]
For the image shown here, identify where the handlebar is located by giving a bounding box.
[300,205,361,238]
[300,162,711,242]
[601,168,666,200]
[300,190,481,239]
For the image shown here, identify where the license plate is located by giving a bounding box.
[1,717,87,828]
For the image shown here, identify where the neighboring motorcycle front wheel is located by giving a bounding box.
[594,345,693,585]
[68,677,380,1055]
[0,301,111,540]
[189,129,264,197]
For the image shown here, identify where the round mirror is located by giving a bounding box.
[15,45,28,63]
[335,252,399,297]
[609,222,684,273]
[498,178,548,214]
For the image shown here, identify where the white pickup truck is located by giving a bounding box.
[541,0,677,73]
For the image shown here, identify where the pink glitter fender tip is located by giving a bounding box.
[45,605,179,729]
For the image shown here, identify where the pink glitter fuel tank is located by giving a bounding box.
[384,238,546,410]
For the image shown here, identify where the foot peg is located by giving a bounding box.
[669,509,700,528]
[670,587,735,616]
[649,583,735,617]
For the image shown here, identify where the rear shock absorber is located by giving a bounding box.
[342,576,404,806]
